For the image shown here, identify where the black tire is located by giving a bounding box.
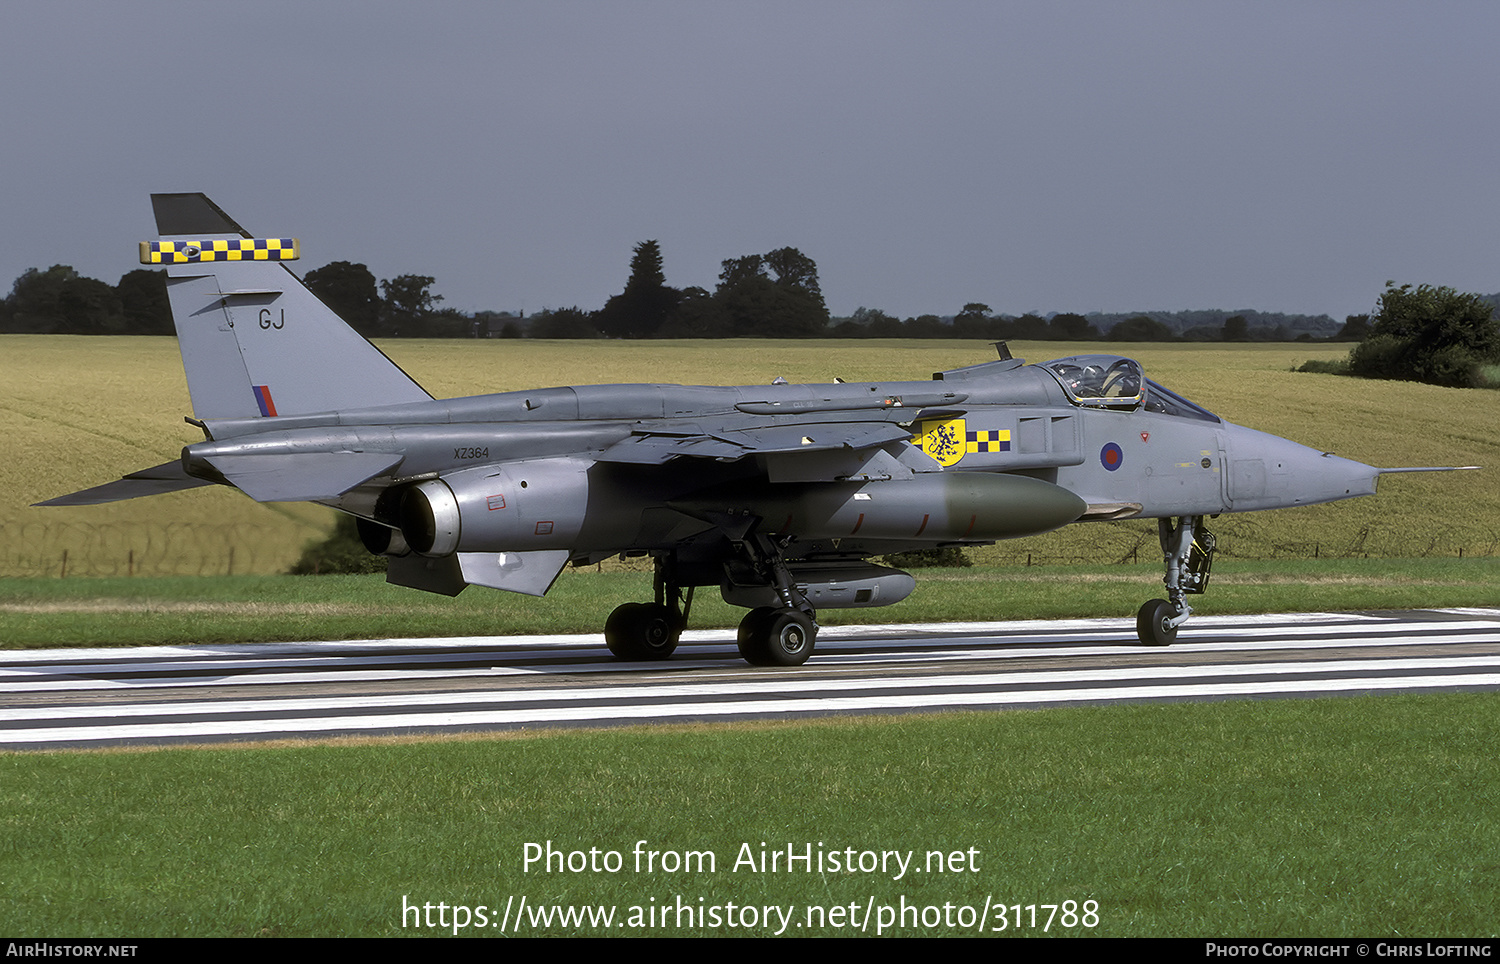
[605,603,643,658]
[1136,598,1178,646]
[605,602,679,660]
[761,609,816,667]
[737,606,778,665]
[631,602,679,660]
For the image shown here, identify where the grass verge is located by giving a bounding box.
[0,557,1497,648]
[2,694,1496,936]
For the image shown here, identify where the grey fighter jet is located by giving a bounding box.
[39,194,1456,664]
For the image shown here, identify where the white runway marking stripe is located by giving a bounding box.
[7,673,1500,745]
[3,655,1498,725]
[3,623,1498,694]
[2,610,1497,746]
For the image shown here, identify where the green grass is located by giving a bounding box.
[3,695,1496,936]
[1,556,1496,648]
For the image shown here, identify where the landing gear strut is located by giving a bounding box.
[1137,516,1215,646]
[605,556,692,660]
[734,534,819,667]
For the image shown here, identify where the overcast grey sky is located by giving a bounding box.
[3,1,1496,321]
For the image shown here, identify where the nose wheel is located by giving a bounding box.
[1136,516,1215,646]
[1136,598,1179,646]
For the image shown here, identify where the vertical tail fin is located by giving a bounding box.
[150,193,431,421]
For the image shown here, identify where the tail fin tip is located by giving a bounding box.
[152,193,248,237]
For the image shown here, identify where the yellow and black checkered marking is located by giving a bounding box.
[965,429,1011,454]
[139,238,300,264]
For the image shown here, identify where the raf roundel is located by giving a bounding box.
[1100,442,1123,472]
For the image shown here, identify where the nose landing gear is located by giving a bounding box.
[1137,516,1215,646]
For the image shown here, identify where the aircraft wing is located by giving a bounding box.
[598,420,917,464]
[35,460,213,506]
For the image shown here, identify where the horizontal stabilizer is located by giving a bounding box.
[1377,465,1481,473]
[35,461,213,507]
[204,452,402,502]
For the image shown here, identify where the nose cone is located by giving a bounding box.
[1222,424,1379,511]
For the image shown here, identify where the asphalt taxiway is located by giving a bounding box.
[3,609,1498,748]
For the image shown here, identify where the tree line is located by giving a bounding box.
[0,246,1488,347]
[0,265,173,335]
[0,262,470,339]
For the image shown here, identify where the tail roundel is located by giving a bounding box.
[150,193,431,422]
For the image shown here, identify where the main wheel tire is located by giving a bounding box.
[631,602,679,660]
[737,606,778,665]
[605,602,679,660]
[761,609,816,667]
[1136,598,1178,646]
[605,603,643,658]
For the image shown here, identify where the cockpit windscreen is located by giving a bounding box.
[1041,355,1220,422]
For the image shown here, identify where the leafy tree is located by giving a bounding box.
[952,303,999,339]
[713,248,829,337]
[2,265,123,334]
[379,274,443,336]
[1335,314,1371,341]
[831,307,896,338]
[1049,312,1098,340]
[305,262,381,336]
[414,306,473,339]
[882,547,972,568]
[763,247,826,314]
[1348,282,1500,387]
[288,514,385,575]
[1107,315,1174,341]
[115,268,172,335]
[658,287,731,338]
[904,314,948,338]
[597,240,680,338]
[1008,313,1050,339]
[529,306,601,339]
[1221,314,1248,342]
[718,255,767,289]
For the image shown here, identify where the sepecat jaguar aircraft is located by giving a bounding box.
[39,194,1461,665]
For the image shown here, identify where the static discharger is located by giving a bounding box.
[139,238,300,264]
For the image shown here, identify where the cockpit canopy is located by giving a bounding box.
[1041,355,1144,407]
[1039,355,1219,423]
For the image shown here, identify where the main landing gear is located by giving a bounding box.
[604,537,820,667]
[1137,516,1216,646]
[737,606,816,667]
[731,533,819,666]
[604,557,691,660]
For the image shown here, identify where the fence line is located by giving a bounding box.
[1,521,295,578]
[971,518,1498,567]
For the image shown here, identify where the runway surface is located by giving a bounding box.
[3,609,1499,749]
